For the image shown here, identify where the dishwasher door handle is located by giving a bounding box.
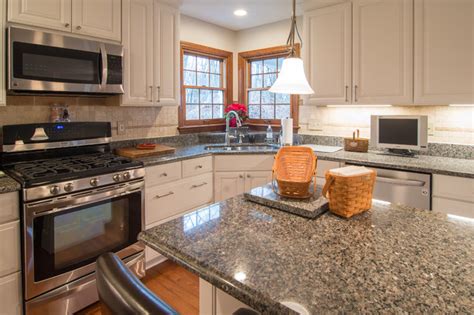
[376,176,426,187]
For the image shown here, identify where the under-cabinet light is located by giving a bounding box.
[326,105,392,108]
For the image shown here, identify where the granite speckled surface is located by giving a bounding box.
[0,174,21,193]
[139,197,474,314]
[244,183,328,219]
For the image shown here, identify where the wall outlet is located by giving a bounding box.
[308,119,323,131]
[117,121,126,135]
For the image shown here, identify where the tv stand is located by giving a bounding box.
[379,148,417,158]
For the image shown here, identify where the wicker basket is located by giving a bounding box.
[322,167,376,218]
[272,146,317,199]
[344,129,369,152]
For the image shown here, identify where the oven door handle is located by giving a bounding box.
[376,176,426,187]
[27,180,144,217]
[100,43,108,87]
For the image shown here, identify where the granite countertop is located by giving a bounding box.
[139,197,474,314]
[0,174,21,193]
[135,144,474,178]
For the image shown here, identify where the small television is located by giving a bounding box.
[371,115,428,155]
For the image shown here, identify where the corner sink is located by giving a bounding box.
[204,144,279,151]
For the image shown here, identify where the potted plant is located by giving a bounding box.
[224,103,248,127]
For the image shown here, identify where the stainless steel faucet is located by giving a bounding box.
[225,110,242,145]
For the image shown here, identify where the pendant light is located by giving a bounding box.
[269,0,314,95]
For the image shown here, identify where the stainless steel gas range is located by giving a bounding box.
[1,122,145,314]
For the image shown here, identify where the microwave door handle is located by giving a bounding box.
[100,43,108,87]
[376,176,426,187]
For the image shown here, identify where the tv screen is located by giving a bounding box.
[379,118,418,146]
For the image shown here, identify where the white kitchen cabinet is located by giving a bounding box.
[0,0,6,106]
[316,160,342,187]
[414,0,474,104]
[0,272,22,315]
[353,0,413,104]
[122,0,180,106]
[0,221,20,277]
[244,171,273,192]
[214,172,245,202]
[432,174,474,218]
[182,156,213,178]
[8,0,72,32]
[304,2,352,105]
[71,0,122,41]
[200,279,255,315]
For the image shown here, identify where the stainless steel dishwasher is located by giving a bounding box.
[347,164,431,210]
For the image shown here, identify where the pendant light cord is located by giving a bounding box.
[286,0,303,57]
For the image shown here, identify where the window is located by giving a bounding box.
[238,45,300,128]
[180,42,233,132]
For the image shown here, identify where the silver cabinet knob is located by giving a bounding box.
[113,174,122,182]
[50,185,60,195]
[90,178,99,187]
[65,23,70,28]
[123,172,131,180]
[247,174,251,178]
[64,183,74,192]
[76,25,82,30]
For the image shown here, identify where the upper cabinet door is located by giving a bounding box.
[304,3,352,105]
[122,0,154,106]
[353,0,413,104]
[414,0,474,105]
[72,0,121,41]
[153,1,180,106]
[8,0,72,31]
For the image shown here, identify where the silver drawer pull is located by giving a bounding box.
[191,182,207,189]
[376,176,425,187]
[160,172,168,177]
[154,191,174,199]
[196,165,203,169]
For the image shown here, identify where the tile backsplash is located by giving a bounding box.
[299,105,474,145]
[0,95,179,140]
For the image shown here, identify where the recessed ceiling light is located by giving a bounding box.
[233,9,247,17]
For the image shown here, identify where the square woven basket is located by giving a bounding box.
[322,169,376,218]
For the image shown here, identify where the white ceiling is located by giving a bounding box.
[180,0,304,31]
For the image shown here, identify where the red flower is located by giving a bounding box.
[224,103,248,127]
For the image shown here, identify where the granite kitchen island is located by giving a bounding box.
[139,197,474,314]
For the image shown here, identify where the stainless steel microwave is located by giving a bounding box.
[8,27,124,95]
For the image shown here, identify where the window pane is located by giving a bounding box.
[264,73,277,87]
[261,90,274,104]
[249,105,260,119]
[275,105,291,119]
[210,74,221,88]
[200,89,212,104]
[251,60,263,74]
[186,105,199,120]
[251,75,263,88]
[261,105,274,119]
[184,54,196,70]
[186,88,199,104]
[184,70,196,86]
[213,90,223,104]
[248,90,260,104]
[197,56,209,72]
[276,93,290,104]
[201,105,212,119]
[210,59,220,74]
[264,58,277,73]
[278,57,285,72]
[213,105,223,118]
[197,72,209,87]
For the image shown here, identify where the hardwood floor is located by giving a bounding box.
[77,260,199,315]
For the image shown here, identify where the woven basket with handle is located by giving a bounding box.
[344,129,369,153]
[322,168,376,218]
[272,146,317,199]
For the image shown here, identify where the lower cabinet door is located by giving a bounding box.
[214,172,245,202]
[244,171,272,192]
[0,220,20,277]
[433,197,474,219]
[0,272,22,315]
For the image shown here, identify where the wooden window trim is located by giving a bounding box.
[238,44,300,129]
[179,42,233,133]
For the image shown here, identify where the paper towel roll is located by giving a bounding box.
[281,118,293,145]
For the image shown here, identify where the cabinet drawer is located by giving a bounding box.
[433,175,474,202]
[433,197,474,219]
[0,272,21,315]
[0,192,19,224]
[214,155,274,172]
[0,221,20,277]
[182,156,213,178]
[146,162,182,188]
[316,160,341,178]
[180,173,213,211]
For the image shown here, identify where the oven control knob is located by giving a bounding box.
[122,172,131,180]
[113,174,122,182]
[64,183,74,192]
[50,185,60,195]
[90,178,99,187]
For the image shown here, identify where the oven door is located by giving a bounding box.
[23,179,144,300]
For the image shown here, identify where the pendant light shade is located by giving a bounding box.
[270,0,314,95]
[269,57,314,94]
